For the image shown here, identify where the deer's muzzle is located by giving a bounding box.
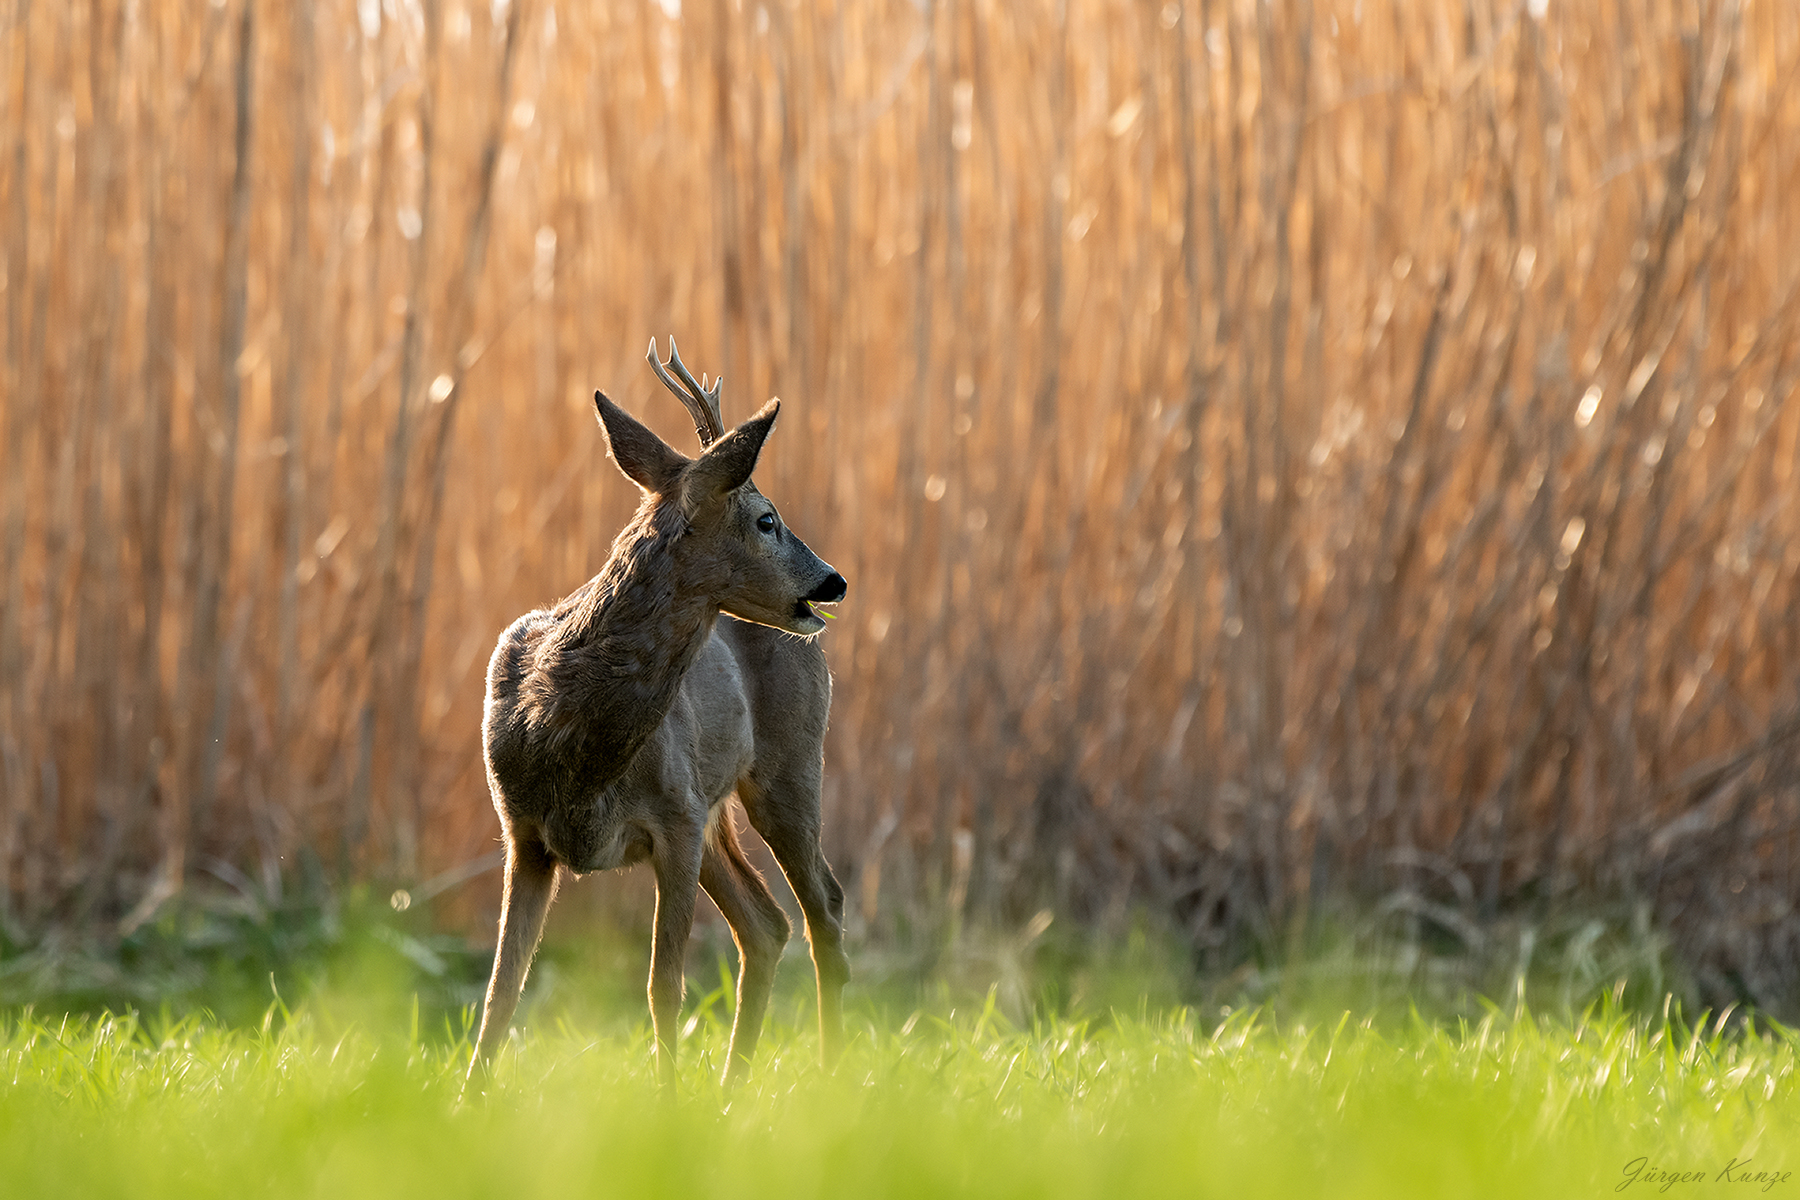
[805,573,848,605]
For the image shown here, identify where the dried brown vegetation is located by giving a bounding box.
[3,0,1799,1009]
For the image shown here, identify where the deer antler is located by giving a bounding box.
[647,337,726,448]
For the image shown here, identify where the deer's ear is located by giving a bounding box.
[595,391,688,495]
[684,399,778,514]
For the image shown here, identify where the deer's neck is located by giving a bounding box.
[534,503,717,775]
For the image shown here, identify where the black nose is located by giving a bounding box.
[806,573,847,604]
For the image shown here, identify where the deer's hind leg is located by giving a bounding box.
[469,832,559,1083]
[698,806,792,1088]
[739,770,850,1069]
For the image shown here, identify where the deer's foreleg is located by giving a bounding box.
[648,822,705,1087]
[698,810,791,1089]
[468,833,559,1084]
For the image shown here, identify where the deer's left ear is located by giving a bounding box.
[684,399,778,517]
[596,391,689,495]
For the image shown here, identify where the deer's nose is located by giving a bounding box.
[806,573,847,604]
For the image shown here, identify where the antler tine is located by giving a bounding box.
[646,336,725,448]
[665,339,726,440]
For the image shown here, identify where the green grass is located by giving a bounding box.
[3,987,1796,1199]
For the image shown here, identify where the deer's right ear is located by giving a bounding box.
[595,391,688,495]
[684,399,778,513]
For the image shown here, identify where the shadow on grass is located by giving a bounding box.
[0,865,1732,1054]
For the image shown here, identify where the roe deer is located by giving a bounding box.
[467,339,849,1090]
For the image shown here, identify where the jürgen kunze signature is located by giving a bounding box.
[1618,1157,1793,1192]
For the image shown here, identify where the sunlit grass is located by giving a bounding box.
[4,990,1796,1199]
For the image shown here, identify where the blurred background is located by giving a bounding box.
[3,0,1800,1017]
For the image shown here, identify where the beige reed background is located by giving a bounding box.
[3,0,1800,1005]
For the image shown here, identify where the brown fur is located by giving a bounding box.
[467,356,848,1090]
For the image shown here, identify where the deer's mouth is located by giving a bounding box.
[790,598,834,634]
[791,573,846,630]
[773,599,825,636]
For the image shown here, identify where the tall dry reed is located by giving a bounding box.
[3,0,1798,1008]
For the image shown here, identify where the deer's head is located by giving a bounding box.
[591,340,846,636]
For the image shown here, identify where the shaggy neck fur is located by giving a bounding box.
[521,494,723,788]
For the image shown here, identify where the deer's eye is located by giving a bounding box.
[756,512,777,534]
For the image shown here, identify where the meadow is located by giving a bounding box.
[8,3,1800,1189]
[4,983,1797,1200]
